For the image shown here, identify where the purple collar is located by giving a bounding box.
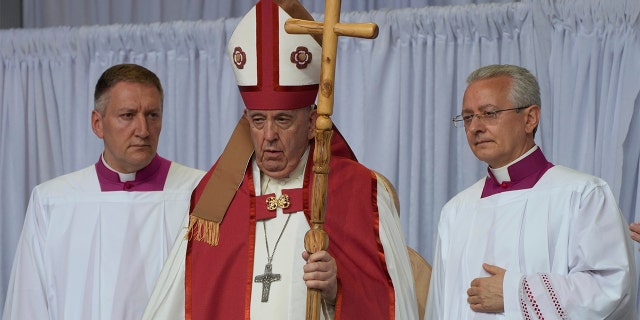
[481,148,554,198]
[95,154,171,192]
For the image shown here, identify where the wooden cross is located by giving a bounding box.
[254,262,281,302]
[284,1,378,319]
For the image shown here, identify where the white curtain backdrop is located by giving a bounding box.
[538,0,640,309]
[2,0,640,314]
[21,0,521,28]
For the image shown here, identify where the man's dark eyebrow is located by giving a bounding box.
[115,107,137,113]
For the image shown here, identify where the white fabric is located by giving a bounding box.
[3,0,640,314]
[20,0,519,28]
[226,5,321,87]
[142,156,418,319]
[251,153,310,317]
[2,162,204,320]
[426,165,637,319]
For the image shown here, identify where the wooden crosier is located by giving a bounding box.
[284,1,378,319]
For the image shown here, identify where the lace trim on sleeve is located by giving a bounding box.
[540,273,568,319]
[519,276,544,320]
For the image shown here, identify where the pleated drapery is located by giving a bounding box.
[2,0,640,313]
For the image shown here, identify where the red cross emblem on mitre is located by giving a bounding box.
[227,0,322,110]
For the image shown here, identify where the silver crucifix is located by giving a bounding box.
[254,262,281,302]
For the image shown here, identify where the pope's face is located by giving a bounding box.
[245,107,316,179]
[461,76,538,168]
[91,81,163,173]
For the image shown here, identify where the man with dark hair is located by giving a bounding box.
[3,64,204,319]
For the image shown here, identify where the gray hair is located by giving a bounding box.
[94,64,164,115]
[466,64,541,108]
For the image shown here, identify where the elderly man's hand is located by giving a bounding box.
[302,250,338,305]
[467,263,506,313]
[630,222,640,249]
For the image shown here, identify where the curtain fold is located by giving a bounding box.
[21,0,522,28]
[538,0,640,308]
[540,0,640,198]
[2,0,640,314]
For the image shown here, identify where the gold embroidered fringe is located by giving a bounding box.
[186,215,220,246]
[184,117,253,247]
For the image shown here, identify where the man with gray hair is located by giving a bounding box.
[426,64,637,319]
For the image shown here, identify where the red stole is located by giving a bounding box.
[185,154,395,319]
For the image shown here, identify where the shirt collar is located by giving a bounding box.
[95,154,171,191]
[100,154,137,182]
[481,146,554,198]
[489,145,538,184]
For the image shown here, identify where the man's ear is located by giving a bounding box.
[525,105,540,134]
[308,108,318,140]
[91,110,104,139]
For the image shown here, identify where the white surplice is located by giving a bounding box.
[143,152,418,319]
[3,162,204,320]
[426,166,637,319]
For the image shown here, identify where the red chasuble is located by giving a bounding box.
[185,141,395,319]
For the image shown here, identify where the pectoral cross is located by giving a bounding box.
[254,262,281,302]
